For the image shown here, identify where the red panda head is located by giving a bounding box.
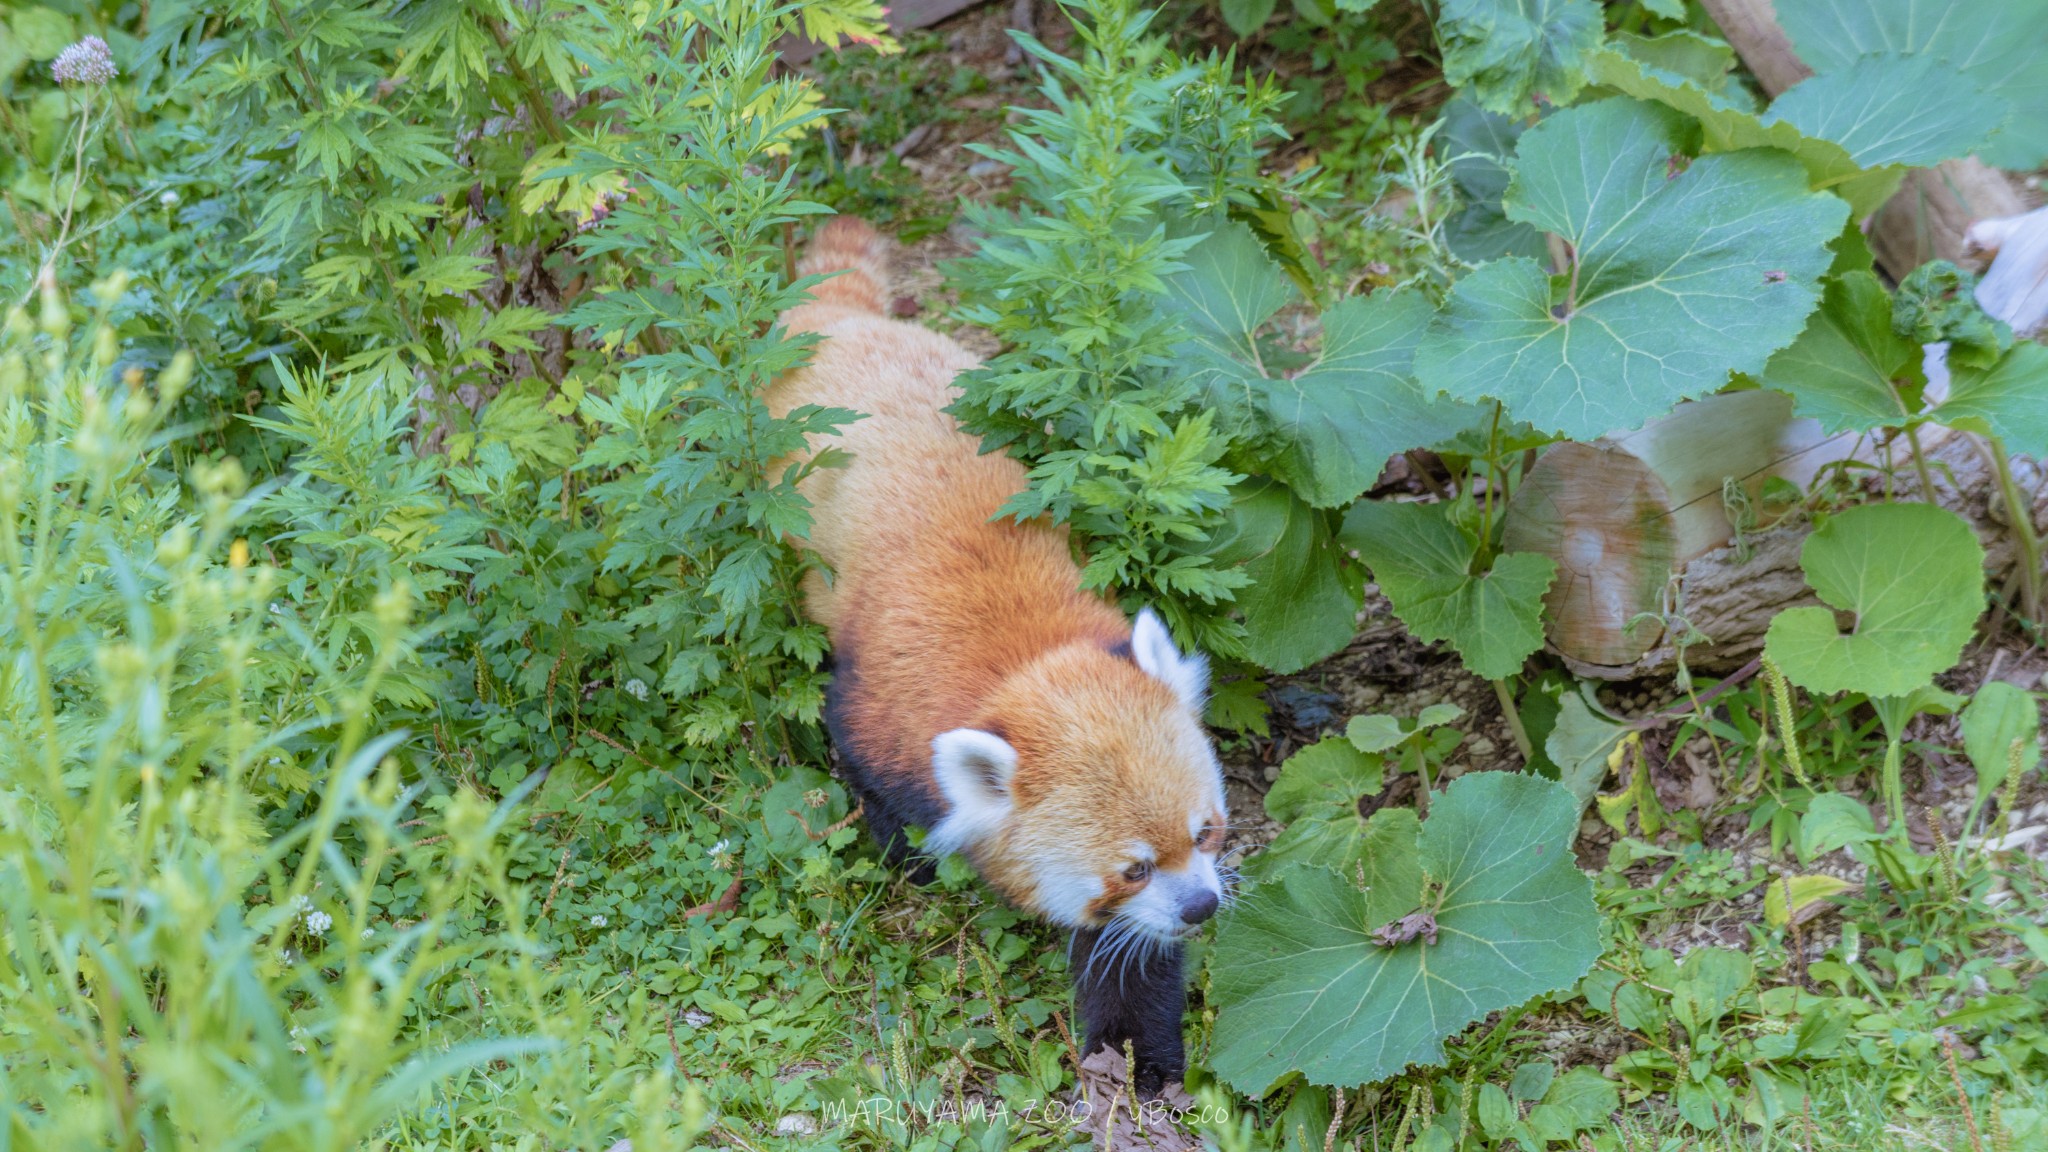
[925,609,1230,942]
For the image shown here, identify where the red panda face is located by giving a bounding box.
[927,610,1231,942]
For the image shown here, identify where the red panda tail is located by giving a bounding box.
[798,216,891,313]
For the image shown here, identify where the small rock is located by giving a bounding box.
[890,295,921,318]
[1262,763,1281,784]
[775,1114,820,1137]
[966,159,1008,179]
[1467,737,1497,759]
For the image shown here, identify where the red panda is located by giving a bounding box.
[767,217,1230,1093]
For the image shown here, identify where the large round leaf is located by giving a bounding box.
[1586,47,1903,218]
[1763,54,2007,169]
[1763,503,1985,697]
[1413,98,1848,441]
[1210,773,1602,1093]
[1779,0,2048,169]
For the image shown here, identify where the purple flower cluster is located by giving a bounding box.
[52,36,117,87]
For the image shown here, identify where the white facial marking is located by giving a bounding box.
[1120,850,1226,940]
[1131,607,1209,711]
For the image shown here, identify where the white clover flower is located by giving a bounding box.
[589,914,608,928]
[159,190,180,208]
[708,838,735,869]
[304,910,333,935]
[52,37,117,87]
[624,678,649,701]
[361,927,375,940]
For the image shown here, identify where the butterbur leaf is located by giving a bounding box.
[1437,0,1603,118]
[1166,222,1477,507]
[1264,736,1383,825]
[1586,49,1902,218]
[1764,54,2007,169]
[1758,271,1925,434]
[1939,342,2048,457]
[1764,503,1984,697]
[1342,501,1555,680]
[1205,479,1361,674]
[1438,97,1548,264]
[1413,98,1847,441]
[1211,772,1602,1092]
[1779,0,2048,170]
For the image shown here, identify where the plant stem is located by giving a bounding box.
[1491,678,1533,764]
[1970,432,2042,623]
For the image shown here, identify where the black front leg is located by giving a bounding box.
[1069,928,1187,1097]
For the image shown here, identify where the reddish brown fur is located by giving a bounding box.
[768,218,1224,923]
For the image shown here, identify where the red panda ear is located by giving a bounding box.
[928,728,1018,855]
[1131,607,1208,712]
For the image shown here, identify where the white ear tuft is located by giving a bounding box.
[1131,607,1208,712]
[927,728,1019,856]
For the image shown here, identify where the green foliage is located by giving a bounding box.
[1435,0,1603,118]
[1210,773,1601,1093]
[1414,97,1848,441]
[1764,503,1986,698]
[1341,500,1555,681]
[1778,0,2048,169]
[1763,54,2006,168]
[946,0,1313,664]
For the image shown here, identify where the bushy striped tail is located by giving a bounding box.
[798,216,891,312]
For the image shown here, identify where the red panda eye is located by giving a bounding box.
[1122,861,1152,884]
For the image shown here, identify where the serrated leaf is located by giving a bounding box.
[1586,49,1904,217]
[1414,98,1848,441]
[1265,737,1384,825]
[1166,223,1478,507]
[1608,30,1747,103]
[1342,501,1555,679]
[1437,0,1604,117]
[1764,503,1985,697]
[1779,0,2048,169]
[1763,54,2007,169]
[1757,271,1925,434]
[1961,681,2042,796]
[1205,480,1362,674]
[1246,794,1414,887]
[1439,97,1549,265]
[1938,342,2048,457]
[1211,773,1602,1092]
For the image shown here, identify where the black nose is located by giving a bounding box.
[1179,890,1219,925]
